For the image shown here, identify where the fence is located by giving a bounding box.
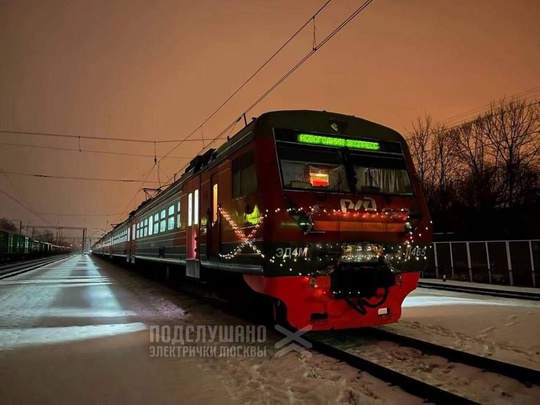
[422,240,540,288]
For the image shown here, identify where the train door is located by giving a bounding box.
[127,224,132,263]
[208,173,221,257]
[186,186,201,278]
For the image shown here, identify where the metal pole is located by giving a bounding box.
[505,241,513,286]
[434,242,439,278]
[529,241,536,288]
[449,242,454,278]
[485,242,492,284]
[82,228,87,254]
[466,242,472,282]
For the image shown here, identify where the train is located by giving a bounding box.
[0,229,71,263]
[93,110,433,330]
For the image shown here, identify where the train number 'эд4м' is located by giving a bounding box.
[93,110,432,331]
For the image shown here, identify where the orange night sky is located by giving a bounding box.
[1,0,539,240]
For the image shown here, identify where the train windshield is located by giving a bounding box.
[277,143,413,195]
[278,144,351,192]
[349,152,413,195]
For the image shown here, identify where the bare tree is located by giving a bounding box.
[448,120,501,209]
[34,230,54,242]
[407,114,435,186]
[431,124,457,206]
[0,217,18,233]
[480,99,540,207]
[407,116,457,201]
[405,98,540,238]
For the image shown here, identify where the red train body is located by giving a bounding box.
[93,110,432,330]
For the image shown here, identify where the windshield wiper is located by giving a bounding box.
[341,147,358,194]
[365,168,375,186]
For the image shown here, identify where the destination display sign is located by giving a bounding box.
[274,129,403,154]
[297,133,380,151]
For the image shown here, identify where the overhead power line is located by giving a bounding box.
[2,170,162,183]
[244,0,374,117]
[113,0,375,227]
[0,129,212,144]
[110,0,338,225]
[164,0,375,184]
[0,186,53,226]
[438,85,540,128]
[0,166,54,226]
[406,99,540,155]
[192,0,334,134]
[111,164,158,225]
[153,0,337,167]
[0,141,190,160]
[37,212,122,217]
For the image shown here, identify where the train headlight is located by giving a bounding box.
[296,213,314,233]
[284,196,314,232]
[406,201,422,231]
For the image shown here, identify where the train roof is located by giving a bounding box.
[210,110,405,157]
[254,110,405,142]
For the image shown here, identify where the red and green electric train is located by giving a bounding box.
[93,110,433,330]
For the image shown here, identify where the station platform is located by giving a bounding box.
[419,278,540,299]
[0,255,234,404]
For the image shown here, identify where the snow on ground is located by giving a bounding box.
[345,339,540,405]
[382,287,540,370]
[312,286,540,404]
[0,256,420,405]
[3,255,538,404]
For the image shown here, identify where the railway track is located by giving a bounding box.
[307,336,479,404]
[307,328,540,404]
[0,255,71,279]
[418,281,540,301]
[363,327,540,385]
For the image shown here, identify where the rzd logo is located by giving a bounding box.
[340,197,377,213]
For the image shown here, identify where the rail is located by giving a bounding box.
[0,255,72,279]
[417,280,540,301]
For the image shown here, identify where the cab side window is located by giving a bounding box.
[232,151,257,198]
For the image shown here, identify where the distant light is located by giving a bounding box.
[297,133,380,150]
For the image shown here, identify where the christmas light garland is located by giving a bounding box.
[218,207,266,259]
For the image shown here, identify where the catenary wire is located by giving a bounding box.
[154,0,337,166]
[0,129,212,144]
[0,186,54,226]
[0,166,54,226]
[162,0,375,185]
[438,85,540,127]
[0,141,190,159]
[107,0,339,229]
[1,170,162,183]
